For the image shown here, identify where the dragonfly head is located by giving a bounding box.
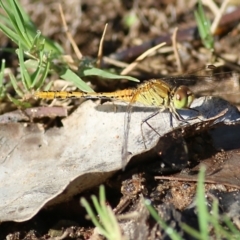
[173,85,194,109]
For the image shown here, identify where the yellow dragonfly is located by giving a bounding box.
[35,79,194,169]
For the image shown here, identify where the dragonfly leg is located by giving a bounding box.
[172,107,202,124]
[141,109,165,149]
[186,108,203,121]
[176,108,202,123]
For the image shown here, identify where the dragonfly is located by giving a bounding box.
[35,79,195,169]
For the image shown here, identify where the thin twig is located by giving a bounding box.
[202,0,219,15]
[120,42,166,75]
[58,4,82,60]
[103,56,129,68]
[171,27,183,73]
[97,23,108,68]
[210,0,230,34]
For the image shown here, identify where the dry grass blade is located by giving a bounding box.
[121,42,166,75]
[210,0,230,34]
[97,23,108,68]
[171,27,183,73]
[59,3,82,60]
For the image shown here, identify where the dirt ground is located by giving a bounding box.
[0,0,240,239]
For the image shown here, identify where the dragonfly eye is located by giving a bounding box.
[173,86,194,109]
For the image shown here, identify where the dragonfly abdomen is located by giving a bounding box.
[35,89,136,102]
[35,91,87,99]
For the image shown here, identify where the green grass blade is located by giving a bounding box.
[181,223,203,239]
[30,62,43,89]
[17,46,31,90]
[44,80,53,91]
[80,197,104,230]
[60,68,94,92]
[99,185,108,218]
[0,21,19,44]
[9,72,23,97]
[97,186,114,237]
[0,59,6,97]
[210,199,221,240]
[145,199,183,240]
[81,186,123,240]
[196,166,209,240]
[0,0,31,48]
[194,0,214,50]
[13,0,35,26]
[9,0,32,47]
[0,0,62,53]
[7,94,31,108]
[91,195,109,237]
[35,57,51,90]
[222,216,240,236]
[79,67,139,82]
[0,6,28,48]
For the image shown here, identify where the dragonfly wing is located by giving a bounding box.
[121,95,137,170]
[121,80,171,169]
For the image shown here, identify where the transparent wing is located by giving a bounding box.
[160,71,240,105]
[121,103,132,170]
[121,80,172,169]
[121,91,140,170]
